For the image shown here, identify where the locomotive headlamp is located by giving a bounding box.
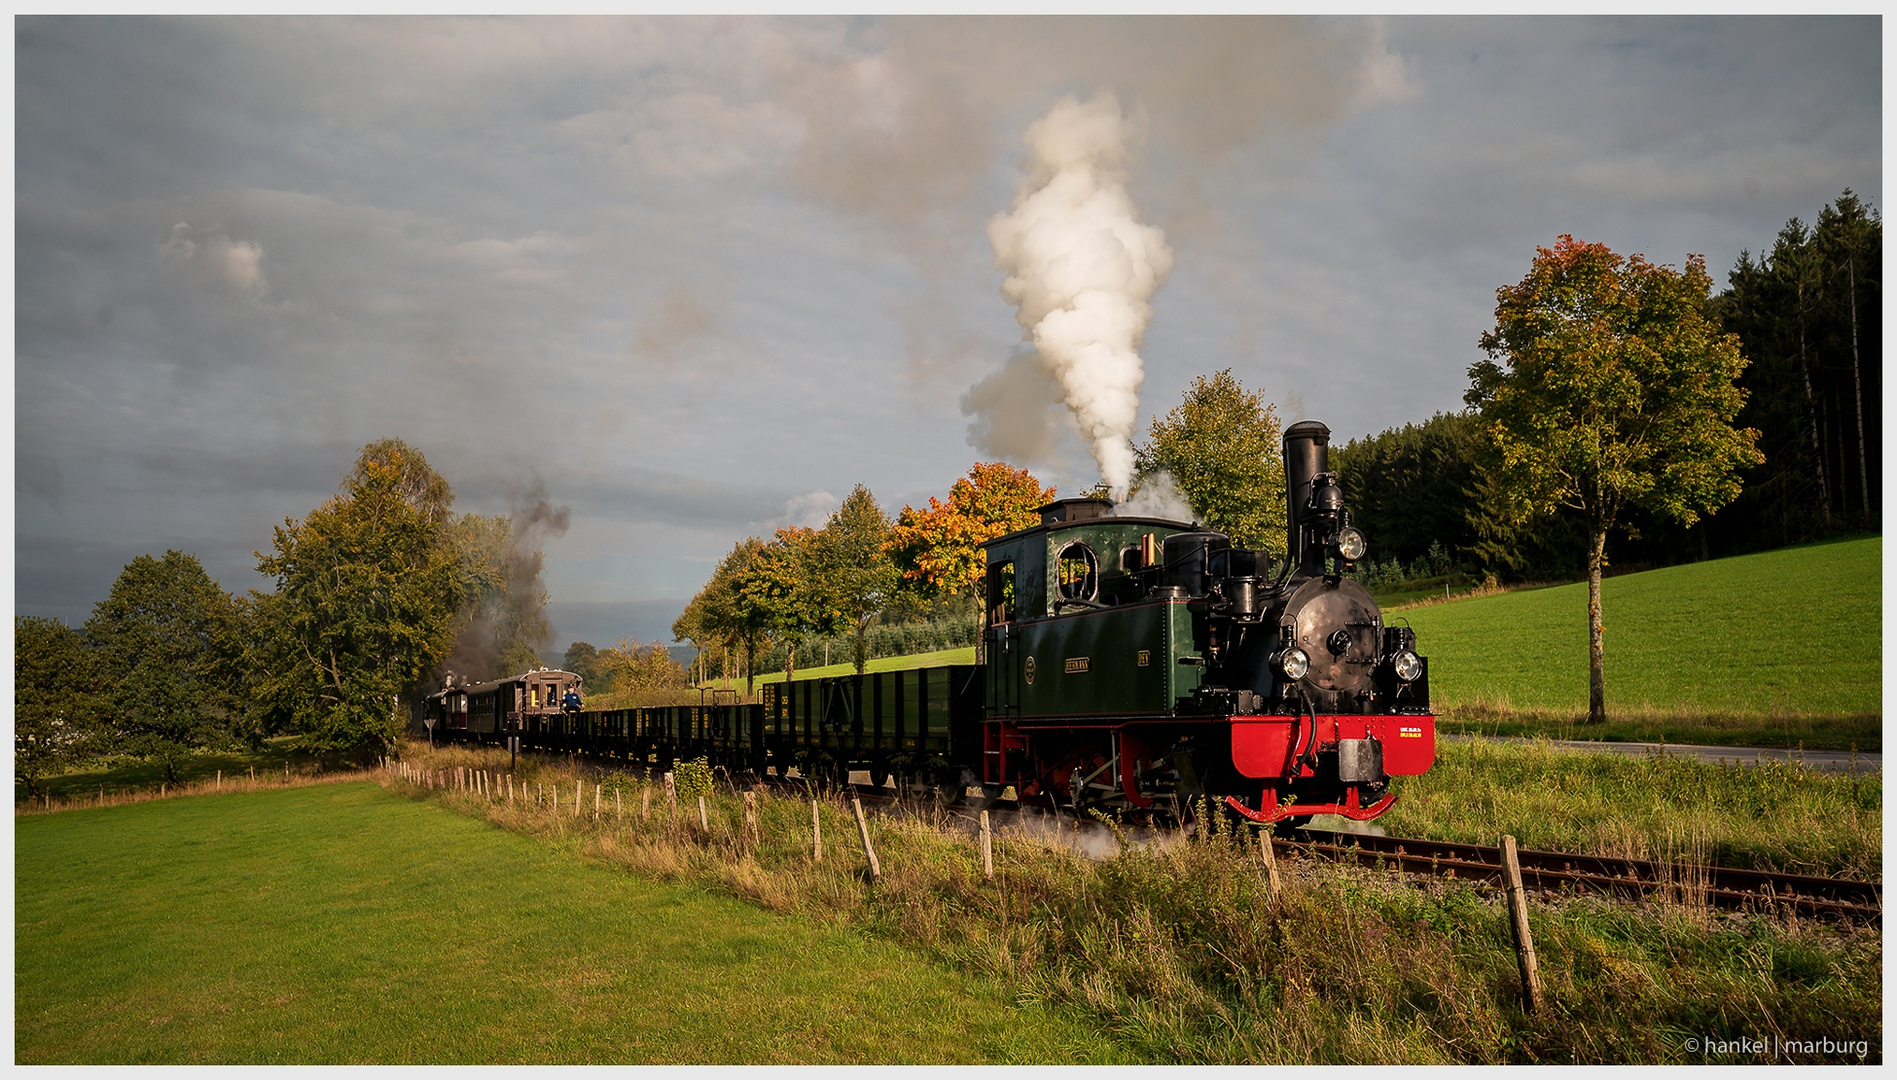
[1336,527,1367,562]
[1392,650,1423,682]
[1276,647,1311,681]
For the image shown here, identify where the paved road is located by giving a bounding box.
[1443,733,1881,774]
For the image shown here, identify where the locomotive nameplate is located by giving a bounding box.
[1137,650,1150,667]
[1065,657,1090,674]
[1024,655,1036,684]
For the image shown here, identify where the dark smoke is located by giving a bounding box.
[433,474,571,689]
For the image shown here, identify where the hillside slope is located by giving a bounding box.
[1398,536,1880,718]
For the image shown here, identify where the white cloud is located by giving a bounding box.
[782,491,840,529]
[157,221,268,296]
[1354,17,1420,106]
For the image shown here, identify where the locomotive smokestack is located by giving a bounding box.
[1282,420,1331,569]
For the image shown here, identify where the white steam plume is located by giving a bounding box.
[1114,470,1196,523]
[985,93,1173,499]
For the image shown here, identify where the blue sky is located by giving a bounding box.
[13,15,1881,649]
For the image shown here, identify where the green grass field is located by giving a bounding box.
[14,783,1119,1064]
[1399,536,1880,736]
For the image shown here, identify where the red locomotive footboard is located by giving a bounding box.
[1226,712,1437,823]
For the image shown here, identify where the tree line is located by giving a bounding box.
[15,439,560,797]
[671,469,1050,698]
[1338,190,1879,582]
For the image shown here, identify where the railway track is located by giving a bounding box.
[1271,831,1881,921]
[722,771,1882,921]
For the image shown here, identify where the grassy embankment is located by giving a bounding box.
[15,782,1118,1065]
[1383,738,1881,880]
[369,745,1878,1063]
[696,645,978,693]
[1390,535,1881,749]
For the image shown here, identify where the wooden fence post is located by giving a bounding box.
[811,799,823,863]
[1258,829,1283,897]
[698,795,709,833]
[552,783,558,813]
[851,796,881,881]
[594,784,601,821]
[616,788,623,822]
[743,791,759,854]
[217,770,222,791]
[508,774,514,802]
[1501,835,1542,1015]
[642,787,651,820]
[980,810,994,880]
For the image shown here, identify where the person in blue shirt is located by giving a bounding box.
[562,686,582,714]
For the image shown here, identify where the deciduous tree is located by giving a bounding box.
[607,638,693,705]
[254,440,470,758]
[563,641,609,690]
[15,616,106,799]
[741,526,836,682]
[814,485,898,675]
[1133,369,1286,555]
[83,550,250,783]
[888,462,1054,604]
[677,537,771,697]
[1468,236,1762,723]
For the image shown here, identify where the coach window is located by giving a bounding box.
[1057,542,1099,603]
[988,561,1016,626]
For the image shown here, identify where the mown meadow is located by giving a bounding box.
[15,782,1118,1065]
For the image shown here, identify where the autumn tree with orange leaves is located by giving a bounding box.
[1468,236,1761,724]
[888,463,1054,660]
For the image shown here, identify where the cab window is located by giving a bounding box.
[1057,542,1098,603]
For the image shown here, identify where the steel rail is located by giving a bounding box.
[1272,831,1882,921]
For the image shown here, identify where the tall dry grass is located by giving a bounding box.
[383,743,1880,1064]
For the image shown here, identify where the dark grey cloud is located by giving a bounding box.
[14,15,1877,650]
